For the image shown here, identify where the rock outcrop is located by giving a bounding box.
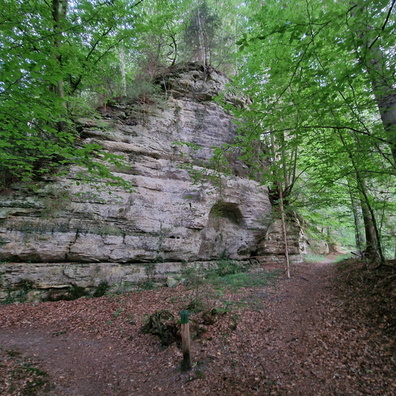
[0,63,301,302]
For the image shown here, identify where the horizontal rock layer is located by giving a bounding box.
[0,260,246,303]
[0,63,301,301]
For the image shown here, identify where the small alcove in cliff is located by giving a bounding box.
[198,201,249,259]
[209,202,245,226]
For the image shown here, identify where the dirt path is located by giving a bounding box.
[1,260,395,395]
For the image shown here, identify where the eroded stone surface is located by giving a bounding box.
[0,63,301,301]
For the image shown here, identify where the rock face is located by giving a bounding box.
[0,63,301,302]
[258,214,306,264]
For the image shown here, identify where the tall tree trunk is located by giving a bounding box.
[352,1,396,165]
[51,0,68,99]
[348,181,365,253]
[270,133,291,277]
[367,43,396,164]
[358,178,385,264]
[196,1,207,65]
[119,46,127,97]
[338,132,385,263]
[360,197,379,258]
[279,187,291,278]
[394,240,396,260]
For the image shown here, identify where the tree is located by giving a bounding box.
[183,0,219,65]
[235,0,396,262]
[0,0,142,187]
[352,0,396,164]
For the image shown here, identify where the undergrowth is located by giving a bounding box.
[183,258,279,290]
[304,253,351,264]
[207,271,280,290]
[141,259,281,350]
[180,258,281,317]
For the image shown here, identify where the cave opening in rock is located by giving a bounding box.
[198,201,247,259]
[208,202,244,226]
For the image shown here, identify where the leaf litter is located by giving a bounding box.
[0,258,395,395]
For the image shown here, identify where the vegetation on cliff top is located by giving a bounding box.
[1,0,395,259]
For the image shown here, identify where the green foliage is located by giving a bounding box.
[22,363,49,378]
[183,259,280,291]
[181,260,281,318]
[132,0,248,75]
[1,279,35,304]
[139,280,156,291]
[0,0,140,187]
[184,297,206,313]
[126,79,163,102]
[208,258,246,277]
[142,262,156,290]
[300,206,357,249]
[207,271,280,291]
[303,253,352,264]
[1,352,51,394]
[183,0,220,64]
[48,284,88,301]
[113,308,124,318]
[93,281,110,297]
[67,284,88,300]
[233,0,396,259]
[14,279,34,293]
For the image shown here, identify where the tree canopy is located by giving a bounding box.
[0,0,141,187]
[235,0,396,261]
[1,0,395,260]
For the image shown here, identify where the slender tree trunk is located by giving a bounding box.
[394,239,396,260]
[196,1,207,65]
[51,0,68,99]
[360,198,379,258]
[338,132,385,263]
[270,132,291,277]
[279,187,290,278]
[348,180,365,253]
[119,46,127,97]
[358,178,385,264]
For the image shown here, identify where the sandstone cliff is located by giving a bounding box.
[0,63,301,302]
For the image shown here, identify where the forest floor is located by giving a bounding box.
[0,256,395,396]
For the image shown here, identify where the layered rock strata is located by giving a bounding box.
[0,63,301,302]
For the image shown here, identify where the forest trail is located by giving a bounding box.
[0,259,395,395]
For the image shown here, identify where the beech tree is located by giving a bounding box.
[1,0,394,259]
[353,0,396,163]
[235,0,396,261]
[0,0,142,187]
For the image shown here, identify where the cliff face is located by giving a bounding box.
[0,63,282,301]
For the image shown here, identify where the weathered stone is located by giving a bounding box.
[166,277,179,288]
[0,63,303,302]
[258,215,304,265]
[304,238,330,256]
